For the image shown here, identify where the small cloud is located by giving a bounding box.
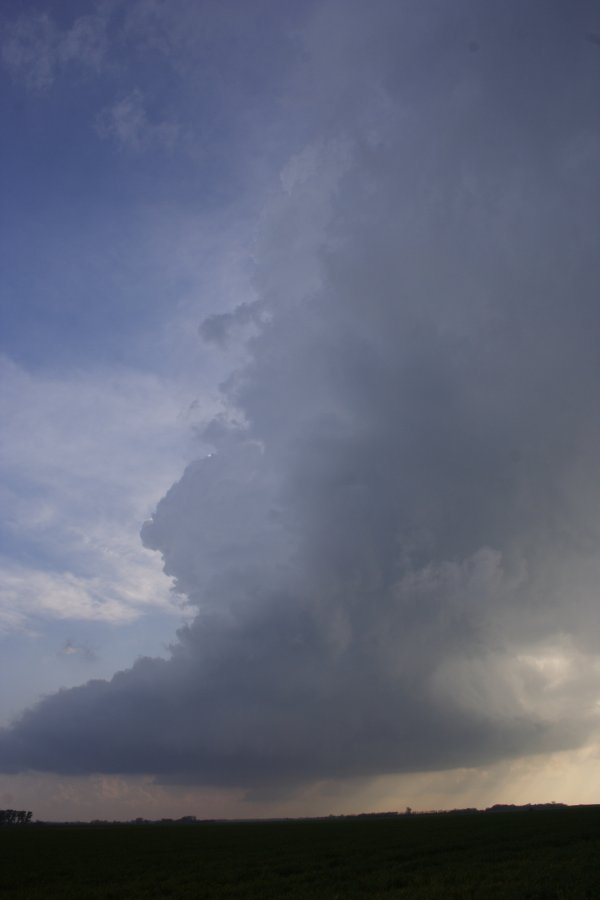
[58,14,107,71]
[95,89,178,153]
[1,11,108,91]
[199,302,262,347]
[1,13,58,91]
[59,639,97,664]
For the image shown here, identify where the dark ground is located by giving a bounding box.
[2,806,600,898]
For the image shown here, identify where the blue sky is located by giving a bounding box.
[4,0,600,822]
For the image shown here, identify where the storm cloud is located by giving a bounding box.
[3,0,600,791]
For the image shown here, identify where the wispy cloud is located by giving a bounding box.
[95,89,178,153]
[1,10,108,91]
[59,639,97,663]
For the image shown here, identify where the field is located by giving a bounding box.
[2,806,600,898]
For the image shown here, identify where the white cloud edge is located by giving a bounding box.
[0,356,216,632]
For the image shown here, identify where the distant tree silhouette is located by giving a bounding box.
[0,809,32,825]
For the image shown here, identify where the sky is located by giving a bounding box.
[3,0,600,822]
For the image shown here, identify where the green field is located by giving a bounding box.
[2,807,600,898]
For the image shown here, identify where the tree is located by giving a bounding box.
[0,809,32,825]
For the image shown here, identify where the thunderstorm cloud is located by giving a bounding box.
[3,0,600,792]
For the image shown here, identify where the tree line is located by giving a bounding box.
[0,809,32,825]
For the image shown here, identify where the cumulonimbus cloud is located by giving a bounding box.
[3,0,600,790]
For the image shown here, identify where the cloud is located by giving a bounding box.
[95,89,179,153]
[3,0,600,794]
[1,9,107,90]
[59,639,98,664]
[199,302,263,347]
[0,565,143,632]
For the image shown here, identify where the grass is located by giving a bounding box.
[2,806,600,898]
